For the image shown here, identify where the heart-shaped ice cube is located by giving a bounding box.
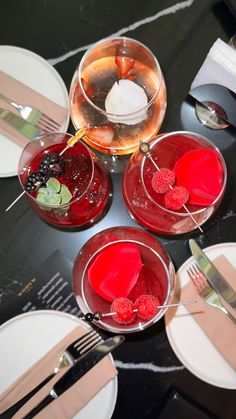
[88,242,142,302]
[174,148,224,206]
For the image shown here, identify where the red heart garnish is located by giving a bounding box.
[174,149,224,206]
[88,242,142,302]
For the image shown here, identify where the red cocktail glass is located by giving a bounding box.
[18,132,110,228]
[122,131,227,235]
[72,226,175,333]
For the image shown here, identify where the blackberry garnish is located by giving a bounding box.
[39,162,50,173]
[48,153,60,164]
[25,181,37,192]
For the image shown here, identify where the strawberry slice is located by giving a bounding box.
[87,125,115,147]
[115,54,135,79]
[88,242,142,302]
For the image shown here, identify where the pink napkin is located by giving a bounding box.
[176,255,236,370]
[0,70,68,148]
[0,325,117,418]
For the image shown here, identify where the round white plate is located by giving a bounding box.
[0,310,118,419]
[165,242,236,389]
[0,45,70,177]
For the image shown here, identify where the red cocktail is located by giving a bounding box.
[18,132,110,228]
[72,227,175,333]
[122,131,227,235]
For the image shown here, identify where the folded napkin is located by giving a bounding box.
[179,254,236,370]
[0,70,68,148]
[191,38,236,93]
[0,325,117,419]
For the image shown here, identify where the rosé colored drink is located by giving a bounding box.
[18,133,110,228]
[70,37,166,156]
[72,227,175,333]
[122,132,227,235]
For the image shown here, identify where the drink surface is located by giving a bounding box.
[21,142,110,227]
[70,56,167,155]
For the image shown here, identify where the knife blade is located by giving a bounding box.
[22,335,124,419]
[0,108,41,139]
[189,239,236,309]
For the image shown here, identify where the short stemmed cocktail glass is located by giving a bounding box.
[122,131,227,235]
[72,226,175,334]
[18,132,111,228]
[69,37,166,172]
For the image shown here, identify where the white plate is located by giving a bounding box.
[0,310,118,419]
[165,242,236,389]
[0,45,70,177]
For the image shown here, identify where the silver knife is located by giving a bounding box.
[22,335,124,419]
[189,239,236,309]
[0,108,41,139]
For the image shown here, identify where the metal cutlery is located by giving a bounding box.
[23,335,124,419]
[187,263,236,326]
[189,239,236,310]
[0,107,41,139]
[1,329,102,419]
[0,92,60,132]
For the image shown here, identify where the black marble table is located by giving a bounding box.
[0,0,236,418]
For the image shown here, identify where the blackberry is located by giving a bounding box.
[48,153,60,164]
[25,181,36,192]
[27,172,38,183]
[37,171,48,182]
[39,162,50,173]
[41,156,51,165]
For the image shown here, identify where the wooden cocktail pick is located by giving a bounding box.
[139,140,204,234]
[5,127,88,212]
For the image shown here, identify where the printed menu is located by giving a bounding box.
[0,250,81,324]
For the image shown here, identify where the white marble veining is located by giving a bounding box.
[48,0,195,66]
[115,360,185,373]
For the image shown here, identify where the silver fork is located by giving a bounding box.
[0,92,60,133]
[2,328,102,419]
[187,263,236,326]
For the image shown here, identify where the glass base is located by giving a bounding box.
[195,101,229,130]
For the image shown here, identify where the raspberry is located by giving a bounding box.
[151,168,175,193]
[164,186,189,210]
[135,295,160,321]
[111,297,136,324]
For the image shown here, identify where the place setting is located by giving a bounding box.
[0,45,70,178]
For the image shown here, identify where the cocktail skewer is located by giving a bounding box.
[5,127,88,212]
[81,299,198,322]
[139,141,204,234]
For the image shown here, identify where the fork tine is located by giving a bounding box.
[36,120,60,133]
[187,266,199,289]
[77,334,102,355]
[38,117,60,131]
[67,329,96,351]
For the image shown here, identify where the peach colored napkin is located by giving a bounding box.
[0,325,117,419]
[0,70,68,148]
[179,255,236,370]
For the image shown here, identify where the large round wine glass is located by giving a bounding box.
[70,37,166,171]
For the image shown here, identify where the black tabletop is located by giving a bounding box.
[0,1,236,418]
